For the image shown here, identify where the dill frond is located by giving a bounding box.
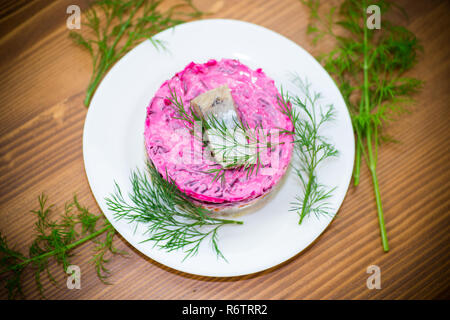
[106,162,243,261]
[0,194,124,299]
[302,0,423,251]
[70,0,203,106]
[166,87,283,181]
[278,78,338,224]
[166,77,339,225]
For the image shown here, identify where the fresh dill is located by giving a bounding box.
[105,162,243,261]
[302,0,423,251]
[70,0,203,107]
[167,79,338,225]
[105,80,338,262]
[166,87,283,181]
[278,78,338,224]
[0,194,125,299]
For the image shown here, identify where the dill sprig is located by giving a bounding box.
[166,87,281,181]
[105,162,243,261]
[278,78,338,224]
[302,0,423,251]
[167,79,338,224]
[70,0,203,107]
[0,194,125,299]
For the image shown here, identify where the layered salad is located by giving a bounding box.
[144,59,294,211]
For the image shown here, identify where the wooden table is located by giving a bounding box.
[0,0,448,300]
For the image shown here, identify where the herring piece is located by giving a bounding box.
[190,85,235,123]
[190,85,255,168]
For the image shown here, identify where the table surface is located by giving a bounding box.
[0,0,449,300]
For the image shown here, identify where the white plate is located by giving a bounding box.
[83,19,354,277]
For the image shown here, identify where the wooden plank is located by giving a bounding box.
[0,0,448,299]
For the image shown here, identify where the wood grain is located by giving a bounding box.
[0,0,449,300]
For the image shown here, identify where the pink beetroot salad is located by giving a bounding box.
[144,59,293,204]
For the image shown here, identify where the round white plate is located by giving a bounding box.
[83,19,354,277]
